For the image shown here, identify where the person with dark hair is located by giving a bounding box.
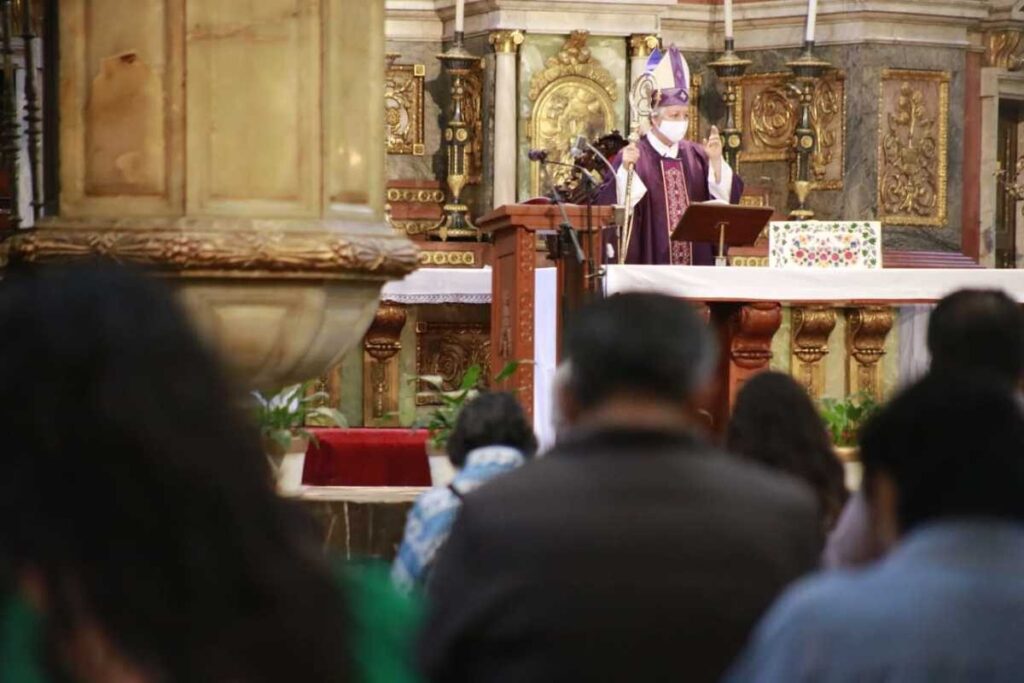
[418,293,820,683]
[727,374,1024,682]
[824,287,1024,569]
[927,288,1024,387]
[0,265,418,683]
[392,391,536,592]
[727,371,848,535]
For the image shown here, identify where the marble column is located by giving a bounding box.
[628,34,659,90]
[490,30,524,208]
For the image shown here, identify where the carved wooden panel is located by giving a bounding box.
[877,69,949,227]
[736,70,845,189]
[59,0,184,216]
[845,306,894,400]
[187,0,320,217]
[385,56,425,156]
[415,321,491,405]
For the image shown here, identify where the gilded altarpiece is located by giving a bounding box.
[384,56,425,156]
[735,71,845,189]
[877,69,949,228]
[526,31,619,197]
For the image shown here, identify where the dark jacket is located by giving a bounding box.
[418,426,820,683]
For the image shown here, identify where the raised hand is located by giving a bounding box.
[703,125,724,183]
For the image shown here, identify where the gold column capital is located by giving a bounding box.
[984,29,1024,69]
[629,34,660,59]
[490,29,525,54]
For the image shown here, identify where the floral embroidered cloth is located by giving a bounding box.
[769,221,882,270]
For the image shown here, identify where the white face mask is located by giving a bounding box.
[657,119,689,144]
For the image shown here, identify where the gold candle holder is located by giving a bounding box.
[707,39,751,171]
[433,33,480,241]
[786,42,832,220]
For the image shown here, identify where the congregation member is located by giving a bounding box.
[824,287,1024,568]
[418,293,820,682]
[392,391,537,592]
[0,265,419,683]
[727,371,848,536]
[727,374,1024,682]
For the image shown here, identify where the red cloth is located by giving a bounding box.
[302,428,431,487]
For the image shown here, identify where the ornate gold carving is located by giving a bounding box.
[729,255,769,267]
[878,70,949,227]
[4,226,420,279]
[528,31,618,197]
[740,71,845,188]
[791,306,837,399]
[490,30,524,54]
[384,54,426,156]
[845,306,894,400]
[363,303,408,427]
[628,34,660,59]
[386,188,446,204]
[418,250,477,267]
[415,321,491,406]
[688,74,703,143]
[464,64,485,185]
[984,29,1024,69]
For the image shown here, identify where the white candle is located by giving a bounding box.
[724,0,734,40]
[455,0,465,34]
[804,0,818,43]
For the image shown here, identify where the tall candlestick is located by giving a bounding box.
[804,0,818,43]
[455,0,465,35]
[724,0,734,41]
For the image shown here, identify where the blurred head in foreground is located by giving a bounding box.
[728,371,848,532]
[0,264,349,683]
[860,372,1024,551]
[558,292,716,432]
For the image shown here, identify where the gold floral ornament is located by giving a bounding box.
[384,54,426,156]
[528,31,618,197]
[878,70,949,227]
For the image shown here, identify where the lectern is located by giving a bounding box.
[477,204,615,418]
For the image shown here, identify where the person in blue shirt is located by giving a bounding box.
[726,373,1024,683]
[392,392,537,592]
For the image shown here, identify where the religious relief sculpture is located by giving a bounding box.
[527,31,618,197]
[877,69,949,227]
[415,322,491,405]
[738,71,844,188]
[384,54,426,155]
[463,66,484,184]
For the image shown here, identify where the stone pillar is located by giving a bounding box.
[6,0,418,391]
[628,34,659,90]
[489,30,524,208]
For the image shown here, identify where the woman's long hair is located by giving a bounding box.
[0,264,349,682]
[726,371,848,532]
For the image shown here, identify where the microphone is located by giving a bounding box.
[527,148,549,162]
[569,135,587,159]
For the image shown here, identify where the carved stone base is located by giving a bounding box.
[3,219,419,391]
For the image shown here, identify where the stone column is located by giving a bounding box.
[489,30,524,208]
[628,34,659,91]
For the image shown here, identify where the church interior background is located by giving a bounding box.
[0,0,1022,549]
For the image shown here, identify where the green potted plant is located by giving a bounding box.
[416,361,519,485]
[820,391,880,461]
[252,381,347,494]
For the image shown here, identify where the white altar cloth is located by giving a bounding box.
[381,267,492,305]
[604,266,1024,303]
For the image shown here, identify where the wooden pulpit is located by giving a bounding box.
[477,203,614,418]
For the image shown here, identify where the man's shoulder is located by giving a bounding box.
[679,138,709,162]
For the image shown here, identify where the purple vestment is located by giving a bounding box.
[596,136,744,265]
